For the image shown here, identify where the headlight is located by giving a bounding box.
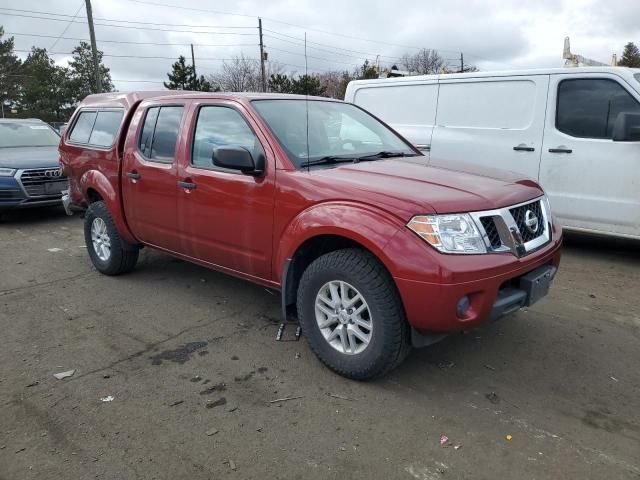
[0,168,16,177]
[407,214,487,254]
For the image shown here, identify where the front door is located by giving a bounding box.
[176,101,276,281]
[539,73,640,237]
[122,104,185,252]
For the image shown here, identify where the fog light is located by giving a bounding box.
[457,296,470,318]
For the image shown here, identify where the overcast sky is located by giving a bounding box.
[1,0,638,91]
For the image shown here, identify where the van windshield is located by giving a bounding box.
[251,99,417,168]
[0,122,60,148]
[635,73,640,85]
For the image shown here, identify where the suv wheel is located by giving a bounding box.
[84,201,139,275]
[297,248,410,380]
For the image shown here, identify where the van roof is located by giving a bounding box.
[78,91,337,109]
[348,66,640,87]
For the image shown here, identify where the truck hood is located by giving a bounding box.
[0,146,60,169]
[311,157,543,218]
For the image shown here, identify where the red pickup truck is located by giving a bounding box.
[60,91,561,380]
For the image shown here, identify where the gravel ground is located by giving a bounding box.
[1,207,639,480]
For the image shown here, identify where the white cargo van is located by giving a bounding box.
[345,67,640,239]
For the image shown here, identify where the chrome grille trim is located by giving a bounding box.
[16,168,67,198]
[470,196,552,258]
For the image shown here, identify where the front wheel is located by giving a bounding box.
[84,201,139,275]
[297,248,410,380]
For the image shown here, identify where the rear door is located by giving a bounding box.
[122,103,186,252]
[176,100,276,280]
[539,73,640,237]
[429,75,549,179]
[350,81,438,155]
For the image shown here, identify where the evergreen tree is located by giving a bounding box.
[268,73,294,93]
[67,41,114,103]
[20,47,70,121]
[291,74,326,96]
[164,55,212,91]
[357,60,378,80]
[0,27,22,108]
[618,42,640,68]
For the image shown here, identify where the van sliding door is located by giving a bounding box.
[429,75,549,179]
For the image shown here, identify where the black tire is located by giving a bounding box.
[84,201,139,275]
[297,248,410,380]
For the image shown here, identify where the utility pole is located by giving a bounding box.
[460,52,464,73]
[190,43,197,89]
[258,18,266,92]
[84,0,102,93]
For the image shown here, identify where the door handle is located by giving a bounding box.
[177,181,197,189]
[416,144,431,152]
[548,147,573,154]
[513,145,535,152]
[126,171,141,180]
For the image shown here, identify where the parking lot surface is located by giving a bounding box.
[1,208,639,479]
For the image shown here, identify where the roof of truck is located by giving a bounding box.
[79,91,338,109]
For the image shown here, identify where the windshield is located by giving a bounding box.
[0,122,60,148]
[252,99,417,168]
[635,73,640,85]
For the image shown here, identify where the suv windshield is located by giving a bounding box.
[252,99,417,168]
[0,122,60,148]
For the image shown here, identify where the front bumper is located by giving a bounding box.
[393,231,562,336]
[0,170,66,210]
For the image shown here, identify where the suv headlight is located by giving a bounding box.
[407,214,487,254]
[0,168,16,177]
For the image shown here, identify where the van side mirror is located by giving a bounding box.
[212,146,264,175]
[612,112,640,142]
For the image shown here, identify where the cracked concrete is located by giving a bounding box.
[1,207,639,479]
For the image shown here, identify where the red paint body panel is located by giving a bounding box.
[59,92,563,335]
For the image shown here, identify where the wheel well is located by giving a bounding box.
[282,235,377,316]
[86,188,103,203]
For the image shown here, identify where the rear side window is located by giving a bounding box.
[88,111,124,147]
[556,79,640,139]
[192,106,260,168]
[139,106,184,162]
[69,109,123,147]
[69,111,97,143]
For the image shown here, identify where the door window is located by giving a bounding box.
[191,106,261,168]
[556,78,640,139]
[138,106,184,162]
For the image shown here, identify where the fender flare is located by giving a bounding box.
[80,170,138,245]
[276,202,405,317]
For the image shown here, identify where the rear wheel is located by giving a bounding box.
[84,201,138,275]
[297,248,410,380]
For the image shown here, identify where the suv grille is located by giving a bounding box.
[18,168,67,198]
[480,217,502,249]
[509,200,544,243]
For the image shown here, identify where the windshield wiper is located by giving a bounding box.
[299,155,358,167]
[354,151,415,162]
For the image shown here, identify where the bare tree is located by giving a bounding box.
[400,49,447,74]
[208,54,261,92]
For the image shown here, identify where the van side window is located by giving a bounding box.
[138,106,184,162]
[88,111,124,147]
[556,79,640,139]
[191,106,261,168]
[69,111,97,144]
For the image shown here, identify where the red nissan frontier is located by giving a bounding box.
[59,92,562,380]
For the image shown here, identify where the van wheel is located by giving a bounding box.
[297,248,410,380]
[84,201,139,275]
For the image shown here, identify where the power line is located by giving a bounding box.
[49,2,84,51]
[0,12,256,35]
[13,49,254,61]
[6,32,256,48]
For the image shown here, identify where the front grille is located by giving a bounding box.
[509,200,544,243]
[18,168,67,198]
[480,217,502,249]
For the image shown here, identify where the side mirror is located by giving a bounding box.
[212,146,263,175]
[612,112,640,142]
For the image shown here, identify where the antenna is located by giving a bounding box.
[305,31,310,172]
